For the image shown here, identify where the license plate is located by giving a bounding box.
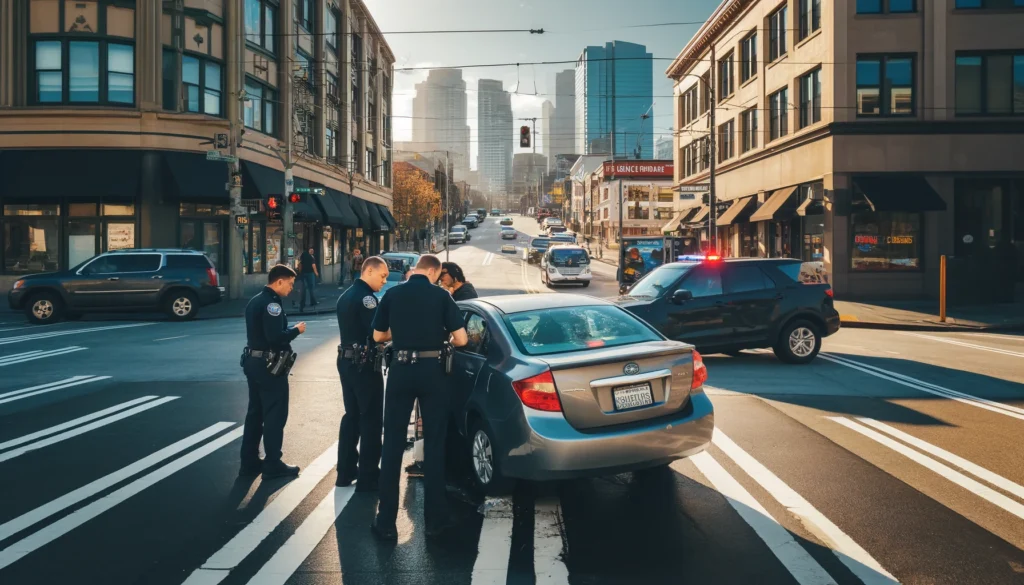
[612,383,653,411]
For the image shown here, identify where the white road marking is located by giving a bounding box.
[829,417,1024,522]
[0,323,154,346]
[534,498,570,585]
[0,425,243,570]
[899,332,1024,359]
[955,332,1024,343]
[482,252,495,266]
[182,442,341,585]
[711,430,899,585]
[470,498,514,585]
[0,396,158,452]
[0,347,88,367]
[242,486,357,585]
[686,452,838,585]
[0,422,235,543]
[0,375,109,405]
[855,418,1024,501]
[820,353,1024,421]
[154,335,189,342]
[0,397,178,463]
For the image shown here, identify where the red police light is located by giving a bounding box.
[288,193,302,204]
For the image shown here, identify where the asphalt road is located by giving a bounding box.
[2,215,1024,585]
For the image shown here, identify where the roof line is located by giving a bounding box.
[666,0,752,79]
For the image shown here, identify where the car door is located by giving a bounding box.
[721,264,781,344]
[114,254,166,307]
[451,311,491,420]
[67,254,130,308]
[663,264,731,348]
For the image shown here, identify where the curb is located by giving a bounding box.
[839,320,1024,333]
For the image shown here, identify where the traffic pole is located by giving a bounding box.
[284,167,295,268]
[939,254,947,322]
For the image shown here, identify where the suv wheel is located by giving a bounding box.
[26,292,64,325]
[774,320,821,364]
[165,290,199,321]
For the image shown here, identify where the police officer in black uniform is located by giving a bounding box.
[370,254,468,540]
[240,264,307,480]
[335,255,390,490]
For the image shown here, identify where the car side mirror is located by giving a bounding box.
[671,289,693,304]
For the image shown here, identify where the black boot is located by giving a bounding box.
[262,460,300,480]
[370,519,398,541]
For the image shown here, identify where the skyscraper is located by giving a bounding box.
[551,69,576,166]
[411,69,471,174]
[541,100,555,173]
[477,79,514,197]
[575,41,654,159]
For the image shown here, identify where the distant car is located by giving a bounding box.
[501,244,517,254]
[378,252,421,298]
[501,226,517,240]
[616,257,840,364]
[550,234,576,246]
[542,217,563,230]
[547,225,568,235]
[491,208,501,216]
[451,293,713,493]
[463,215,480,228]
[540,245,592,288]
[8,249,224,324]
[526,236,551,264]
[500,217,514,226]
[448,225,470,244]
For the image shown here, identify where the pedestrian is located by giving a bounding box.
[297,247,319,311]
[335,256,389,490]
[239,265,306,480]
[369,255,469,540]
[351,248,364,284]
[439,262,479,301]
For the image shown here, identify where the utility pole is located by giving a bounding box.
[708,45,718,255]
[445,150,450,261]
[225,0,244,300]
[612,44,626,285]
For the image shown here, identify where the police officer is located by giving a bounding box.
[240,265,306,480]
[369,254,468,540]
[335,256,389,490]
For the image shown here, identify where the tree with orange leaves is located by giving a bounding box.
[392,163,441,239]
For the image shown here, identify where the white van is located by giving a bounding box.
[540,244,592,288]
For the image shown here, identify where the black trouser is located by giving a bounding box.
[376,360,450,529]
[240,356,290,466]
[336,356,384,484]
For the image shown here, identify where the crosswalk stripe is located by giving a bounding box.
[687,452,838,585]
[0,350,45,363]
[0,396,158,452]
[0,376,96,401]
[0,397,178,463]
[0,421,236,543]
[711,430,899,585]
[0,347,87,367]
[471,498,514,585]
[0,323,154,345]
[243,486,356,585]
[182,442,341,585]
[0,375,109,406]
[0,425,243,570]
[899,332,1024,358]
[534,498,569,584]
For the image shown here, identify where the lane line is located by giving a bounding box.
[534,497,570,585]
[855,418,1024,501]
[0,426,243,570]
[470,498,514,585]
[154,335,189,342]
[242,486,356,585]
[0,347,88,367]
[0,376,97,401]
[828,417,1024,521]
[0,375,110,406]
[0,422,236,542]
[955,332,1024,343]
[711,430,899,585]
[182,442,341,585]
[686,452,838,585]
[0,323,155,346]
[0,397,179,463]
[0,396,159,452]
[899,332,1024,359]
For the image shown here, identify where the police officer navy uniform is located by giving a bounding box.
[240,265,306,480]
[334,256,390,490]
[370,254,468,540]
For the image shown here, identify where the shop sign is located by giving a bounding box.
[107,223,135,250]
[603,162,673,178]
[887,235,914,245]
[235,215,249,227]
[854,235,878,245]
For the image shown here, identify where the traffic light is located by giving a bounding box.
[288,192,303,204]
[520,125,531,148]
[266,194,283,220]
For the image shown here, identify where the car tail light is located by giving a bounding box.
[705,255,722,262]
[825,288,834,298]
[207,267,218,287]
[691,351,708,390]
[512,370,562,412]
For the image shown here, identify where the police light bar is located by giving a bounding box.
[677,254,722,262]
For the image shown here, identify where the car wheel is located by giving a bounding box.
[774,320,821,364]
[25,291,64,325]
[165,290,199,321]
[469,419,512,496]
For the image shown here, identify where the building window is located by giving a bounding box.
[244,80,277,136]
[799,0,821,39]
[769,87,789,140]
[326,127,337,162]
[851,211,922,272]
[701,71,711,113]
[326,71,339,103]
[682,86,699,125]
[857,55,915,116]
[3,205,61,274]
[741,108,758,153]
[245,0,277,53]
[769,5,788,62]
[718,120,734,162]
[740,32,757,83]
[296,0,314,31]
[799,68,822,128]
[181,56,222,115]
[33,40,135,105]
[857,0,917,12]
[108,44,134,104]
[955,0,1024,8]
[955,52,1024,115]
[718,52,734,100]
[325,10,339,52]
[297,109,315,154]
[35,41,62,103]
[366,149,377,182]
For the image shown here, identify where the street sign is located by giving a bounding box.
[206,150,238,163]
[293,187,324,195]
[235,215,249,227]
[676,184,710,193]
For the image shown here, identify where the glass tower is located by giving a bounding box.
[575,41,654,159]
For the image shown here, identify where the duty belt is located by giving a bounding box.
[338,344,369,359]
[245,348,270,358]
[391,349,442,365]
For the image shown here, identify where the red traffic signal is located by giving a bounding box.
[266,194,283,219]
[520,125,531,148]
[288,192,303,204]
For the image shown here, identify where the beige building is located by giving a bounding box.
[0,0,394,293]
[587,160,678,243]
[669,0,1024,301]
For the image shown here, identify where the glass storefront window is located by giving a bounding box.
[69,203,98,216]
[323,227,334,265]
[4,216,60,273]
[106,222,135,250]
[68,220,98,267]
[102,203,135,216]
[851,211,921,271]
[802,216,825,262]
[251,222,264,273]
[204,222,222,270]
[4,204,59,216]
[266,224,283,266]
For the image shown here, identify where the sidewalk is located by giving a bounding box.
[198,282,345,320]
[835,299,1024,332]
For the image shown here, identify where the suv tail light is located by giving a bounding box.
[825,288,834,298]
[691,351,708,390]
[512,370,562,412]
[207,267,218,287]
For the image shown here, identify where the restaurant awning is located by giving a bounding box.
[686,205,710,224]
[716,196,757,226]
[162,151,228,202]
[322,188,360,228]
[852,175,947,212]
[750,186,799,222]
[348,196,372,231]
[380,206,398,230]
[0,149,141,199]
[366,203,388,232]
[240,160,282,200]
[662,212,687,234]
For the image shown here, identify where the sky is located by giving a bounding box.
[364,0,721,170]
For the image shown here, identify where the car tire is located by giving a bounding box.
[25,291,64,325]
[773,319,821,364]
[165,290,199,321]
[468,419,513,496]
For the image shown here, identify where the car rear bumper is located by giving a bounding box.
[824,311,841,336]
[496,391,714,481]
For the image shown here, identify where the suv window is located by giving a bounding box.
[777,261,830,284]
[462,313,489,355]
[165,255,210,270]
[682,265,723,298]
[724,265,775,294]
[84,254,161,274]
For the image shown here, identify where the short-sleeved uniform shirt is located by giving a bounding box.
[372,274,463,351]
[336,278,379,345]
[244,286,300,351]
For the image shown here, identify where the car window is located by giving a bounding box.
[164,255,210,270]
[83,254,161,274]
[777,261,830,285]
[682,265,723,298]
[462,313,489,355]
[723,265,775,294]
[626,263,696,298]
[504,305,660,356]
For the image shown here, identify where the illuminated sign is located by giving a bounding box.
[602,162,673,178]
[854,235,878,245]
[887,236,914,245]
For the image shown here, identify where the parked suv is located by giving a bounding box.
[615,257,839,364]
[8,249,224,325]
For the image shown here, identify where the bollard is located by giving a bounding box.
[939,255,947,323]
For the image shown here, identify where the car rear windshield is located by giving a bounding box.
[452,226,467,232]
[504,305,660,356]
[531,238,550,249]
[626,263,697,299]
[383,258,411,280]
[777,261,830,285]
[550,248,589,266]
[165,255,211,270]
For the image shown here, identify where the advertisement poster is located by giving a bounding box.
[621,237,667,281]
[107,223,135,250]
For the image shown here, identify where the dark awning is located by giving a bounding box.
[750,186,799,222]
[717,196,757,226]
[289,178,326,222]
[0,149,141,199]
[380,206,398,230]
[321,188,360,228]
[852,175,947,212]
[349,196,372,231]
[241,160,282,200]
[366,203,388,232]
[163,151,228,201]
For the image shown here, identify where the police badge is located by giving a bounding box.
[362,295,378,309]
[267,302,282,316]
